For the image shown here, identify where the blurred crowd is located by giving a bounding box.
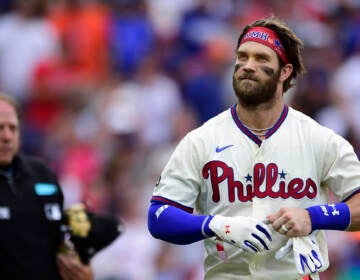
[0,0,360,279]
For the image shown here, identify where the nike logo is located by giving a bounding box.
[216,145,234,153]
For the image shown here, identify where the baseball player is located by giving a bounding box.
[147,16,360,280]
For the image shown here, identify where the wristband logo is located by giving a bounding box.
[320,205,329,216]
[321,204,340,216]
[329,204,340,216]
[202,161,318,202]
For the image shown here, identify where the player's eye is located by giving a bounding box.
[256,54,270,63]
[237,54,247,61]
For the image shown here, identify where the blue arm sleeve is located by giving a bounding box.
[147,201,215,245]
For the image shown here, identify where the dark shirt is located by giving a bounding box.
[0,154,64,280]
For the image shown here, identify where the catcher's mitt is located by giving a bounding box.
[62,203,124,264]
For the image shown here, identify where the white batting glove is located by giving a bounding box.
[209,215,273,253]
[275,234,324,275]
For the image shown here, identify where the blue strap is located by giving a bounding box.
[307,202,350,231]
[147,201,214,244]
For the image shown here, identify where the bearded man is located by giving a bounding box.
[147,16,360,280]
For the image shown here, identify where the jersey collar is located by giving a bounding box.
[230,104,289,146]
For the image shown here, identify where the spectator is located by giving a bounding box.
[0,92,92,279]
[0,0,59,102]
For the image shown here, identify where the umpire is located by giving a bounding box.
[0,93,92,279]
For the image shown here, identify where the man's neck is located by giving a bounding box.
[236,96,285,130]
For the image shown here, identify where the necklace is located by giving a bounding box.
[243,124,272,137]
[242,124,272,132]
[250,130,268,137]
[242,124,272,137]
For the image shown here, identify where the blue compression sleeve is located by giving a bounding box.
[148,202,215,244]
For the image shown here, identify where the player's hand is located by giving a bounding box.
[267,207,312,237]
[275,234,324,275]
[209,215,273,253]
[57,249,93,280]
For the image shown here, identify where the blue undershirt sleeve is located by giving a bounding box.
[148,201,215,244]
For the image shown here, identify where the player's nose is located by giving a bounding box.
[242,58,257,72]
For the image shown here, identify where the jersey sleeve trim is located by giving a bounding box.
[151,196,194,213]
[343,188,360,202]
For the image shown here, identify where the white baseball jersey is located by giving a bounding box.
[152,105,360,280]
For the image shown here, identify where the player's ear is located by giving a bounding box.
[279,64,293,83]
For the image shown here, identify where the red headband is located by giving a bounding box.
[240,26,289,64]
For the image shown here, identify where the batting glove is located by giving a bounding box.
[209,215,273,253]
[275,234,324,275]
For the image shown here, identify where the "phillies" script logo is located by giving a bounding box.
[202,161,317,202]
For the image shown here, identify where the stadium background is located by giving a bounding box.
[0,0,360,279]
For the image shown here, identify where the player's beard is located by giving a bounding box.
[232,66,281,107]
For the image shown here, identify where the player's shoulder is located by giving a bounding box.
[287,106,348,148]
[288,107,334,134]
[288,107,316,122]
